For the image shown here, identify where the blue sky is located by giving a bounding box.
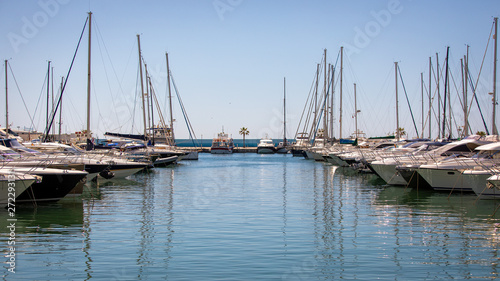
[0,0,499,140]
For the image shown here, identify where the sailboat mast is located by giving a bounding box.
[329,64,334,139]
[428,57,432,139]
[442,47,449,139]
[395,62,399,141]
[283,77,286,144]
[86,12,91,140]
[464,45,469,136]
[166,52,175,144]
[339,46,343,139]
[436,53,440,138]
[46,60,51,137]
[136,34,147,140]
[354,83,358,138]
[421,72,424,138]
[4,60,8,133]
[58,76,63,140]
[145,64,151,134]
[493,17,498,135]
[323,49,327,143]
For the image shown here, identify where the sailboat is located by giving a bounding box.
[276,77,290,154]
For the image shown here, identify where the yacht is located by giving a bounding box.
[211,131,234,154]
[257,138,275,154]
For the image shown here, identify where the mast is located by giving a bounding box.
[493,17,498,135]
[436,53,440,138]
[395,61,399,141]
[149,75,155,145]
[137,34,147,140]
[46,60,51,138]
[442,47,449,139]
[58,76,63,140]
[339,46,343,139]
[4,60,8,133]
[323,48,327,143]
[86,11,91,141]
[283,77,286,144]
[354,83,358,138]
[145,64,151,136]
[428,57,432,138]
[421,72,424,138]
[329,64,334,139]
[311,63,319,140]
[464,45,469,137]
[166,52,175,144]
[461,57,465,137]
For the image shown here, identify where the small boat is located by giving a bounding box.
[153,155,178,167]
[211,131,234,154]
[257,138,275,154]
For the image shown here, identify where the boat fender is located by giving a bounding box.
[99,168,115,179]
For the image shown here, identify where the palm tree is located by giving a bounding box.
[239,127,249,147]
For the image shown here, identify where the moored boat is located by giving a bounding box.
[257,138,275,154]
[211,131,234,154]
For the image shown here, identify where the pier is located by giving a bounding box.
[181,147,258,153]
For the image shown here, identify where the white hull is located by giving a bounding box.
[370,163,407,186]
[462,170,497,199]
[0,175,35,207]
[181,151,199,160]
[99,167,144,179]
[257,147,275,154]
[485,175,500,199]
[418,168,472,192]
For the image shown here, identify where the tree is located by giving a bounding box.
[396,127,406,139]
[239,127,249,147]
[476,131,486,137]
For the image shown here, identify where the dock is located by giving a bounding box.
[180,147,258,153]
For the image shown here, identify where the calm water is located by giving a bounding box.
[2,153,500,280]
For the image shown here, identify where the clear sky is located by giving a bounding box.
[1,0,499,140]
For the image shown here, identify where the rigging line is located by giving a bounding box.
[33,69,49,131]
[171,72,199,145]
[131,61,140,133]
[397,64,419,137]
[7,62,36,131]
[44,16,89,141]
[294,67,318,138]
[467,70,490,134]
[94,18,134,121]
[93,20,120,128]
[465,21,494,125]
[311,69,335,142]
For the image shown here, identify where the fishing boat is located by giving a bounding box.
[257,137,275,154]
[211,131,234,154]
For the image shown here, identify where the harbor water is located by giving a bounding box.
[2,153,500,280]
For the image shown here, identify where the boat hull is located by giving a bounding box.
[211,147,233,154]
[257,147,275,154]
[15,168,88,203]
[417,168,472,192]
